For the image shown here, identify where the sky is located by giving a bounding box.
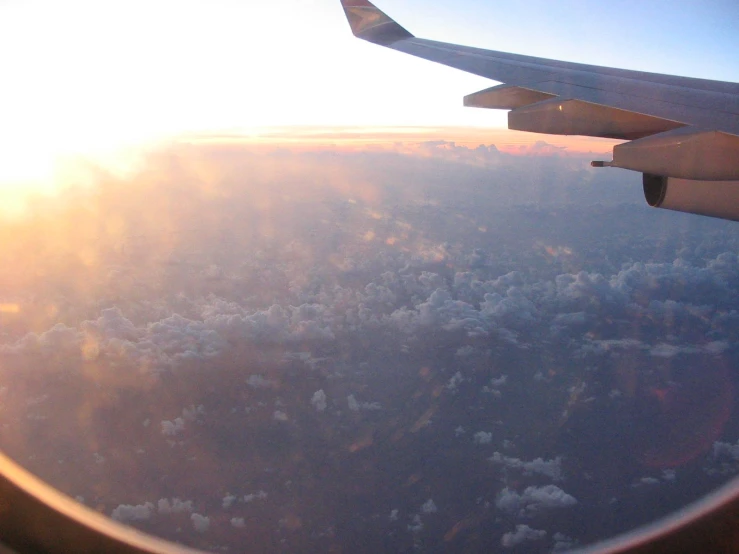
[0,0,737,189]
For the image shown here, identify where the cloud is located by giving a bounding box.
[489,453,564,481]
[501,524,546,548]
[662,469,677,482]
[311,389,327,412]
[347,394,360,412]
[712,440,739,461]
[157,498,193,515]
[242,491,268,503]
[496,485,577,515]
[446,371,465,392]
[191,513,210,533]
[481,374,506,396]
[161,418,185,436]
[421,499,437,514]
[1,323,81,357]
[552,532,578,552]
[407,514,423,533]
[473,432,493,445]
[111,502,154,523]
[705,440,739,476]
[347,394,381,412]
[705,341,731,355]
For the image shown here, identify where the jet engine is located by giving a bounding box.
[642,174,739,221]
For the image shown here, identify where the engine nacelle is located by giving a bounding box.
[643,174,739,222]
[617,128,739,181]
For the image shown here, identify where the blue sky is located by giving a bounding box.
[0,0,737,185]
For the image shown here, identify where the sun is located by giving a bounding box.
[0,125,155,218]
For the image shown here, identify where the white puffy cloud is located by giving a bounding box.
[662,469,676,482]
[1,323,81,357]
[577,338,647,357]
[649,343,700,358]
[311,389,327,412]
[230,517,245,528]
[3,245,735,387]
[242,491,268,503]
[407,514,423,533]
[273,410,288,421]
[455,345,476,357]
[111,502,154,523]
[421,499,437,514]
[480,288,538,329]
[482,375,507,396]
[191,513,210,533]
[446,371,465,392]
[496,485,577,515]
[552,532,577,552]
[157,498,193,514]
[161,417,185,436]
[222,494,237,509]
[347,394,381,412]
[347,395,360,412]
[632,477,660,487]
[713,440,739,461]
[501,524,546,548]
[489,452,564,481]
[81,307,140,343]
[205,302,335,345]
[706,440,739,476]
[650,341,732,358]
[473,432,493,445]
[388,288,491,337]
[705,341,731,355]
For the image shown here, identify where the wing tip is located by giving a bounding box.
[340,0,414,46]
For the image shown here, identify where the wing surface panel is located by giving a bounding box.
[339,0,739,136]
[393,39,739,134]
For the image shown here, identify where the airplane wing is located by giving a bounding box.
[340,0,739,222]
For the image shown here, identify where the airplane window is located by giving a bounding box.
[0,1,737,553]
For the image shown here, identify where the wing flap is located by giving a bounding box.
[525,80,739,135]
[464,85,555,110]
[508,98,684,140]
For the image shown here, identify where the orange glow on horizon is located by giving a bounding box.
[0,125,620,219]
[183,126,622,156]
